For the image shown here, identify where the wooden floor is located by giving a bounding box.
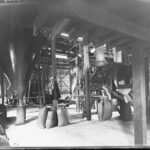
[3,105,150,148]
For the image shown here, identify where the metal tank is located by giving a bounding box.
[0,27,39,125]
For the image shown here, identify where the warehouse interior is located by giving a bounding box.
[0,0,150,148]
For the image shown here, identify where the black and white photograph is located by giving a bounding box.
[0,0,149,149]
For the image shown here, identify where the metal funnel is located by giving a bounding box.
[0,27,39,124]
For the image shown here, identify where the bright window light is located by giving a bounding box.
[60,33,69,38]
[90,47,96,53]
[56,54,68,60]
[78,53,82,58]
[77,37,83,42]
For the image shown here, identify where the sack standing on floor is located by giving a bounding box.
[37,106,48,129]
[57,106,69,127]
[51,78,61,109]
[116,88,133,121]
[98,87,112,121]
[46,108,58,128]
[98,97,112,121]
[0,124,10,146]
[65,107,70,124]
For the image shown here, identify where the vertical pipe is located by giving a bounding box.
[83,45,91,120]
[132,40,147,145]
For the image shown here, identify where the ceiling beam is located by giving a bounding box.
[109,37,133,48]
[116,40,133,49]
[48,0,150,43]
[116,43,133,52]
[94,33,122,48]
[87,28,110,44]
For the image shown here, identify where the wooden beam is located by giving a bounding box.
[27,73,32,105]
[37,55,42,108]
[132,41,147,145]
[94,33,122,48]
[51,36,57,108]
[145,57,149,119]
[49,0,150,43]
[68,56,72,98]
[41,64,46,105]
[116,41,133,50]
[83,45,91,120]
[51,36,56,78]
[109,36,129,47]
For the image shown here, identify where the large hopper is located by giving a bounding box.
[0,27,39,124]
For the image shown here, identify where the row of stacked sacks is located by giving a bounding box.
[37,105,69,129]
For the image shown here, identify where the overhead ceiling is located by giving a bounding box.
[0,0,150,54]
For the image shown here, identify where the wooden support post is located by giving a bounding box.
[68,55,72,99]
[1,70,4,105]
[145,57,150,119]
[27,73,32,105]
[75,58,80,96]
[83,45,91,120]
[132,41,147,145]
[51,36,56,78]
[41,64,46,105]
[51,36,58,108]
[75,57,80,112]
[38,55,42,108]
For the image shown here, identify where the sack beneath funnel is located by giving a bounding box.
[37,106,48,129]
[57,107,69,127]
[98,98,112,121]
[119,101,132,121]
[0,124,9,146]
[0,135,10,146]
[46,108,58,128]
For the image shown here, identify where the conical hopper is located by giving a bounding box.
[0,27,39,124]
